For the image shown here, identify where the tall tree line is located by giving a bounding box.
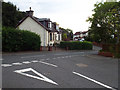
[2,2,26,27]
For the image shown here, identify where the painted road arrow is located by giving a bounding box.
[14,68,58,85]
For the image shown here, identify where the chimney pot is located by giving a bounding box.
[26,7,34,16]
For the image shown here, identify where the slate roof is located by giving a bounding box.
[16,15,60,33]
[16,15,50,31]
[74,31,88,35]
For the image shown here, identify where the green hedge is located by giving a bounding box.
[60,41,93,50]
[2,27,41,52]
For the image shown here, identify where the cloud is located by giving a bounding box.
[4,0,104,33]
[4,0,73,13]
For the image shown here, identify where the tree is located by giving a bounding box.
[60,27,73,41]
[107,2,120,44]
[63,33,67,41]
[66,28,73,40]
[87,2,119,44]
[2,2,26,27]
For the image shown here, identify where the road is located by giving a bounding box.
[2,48,118,89]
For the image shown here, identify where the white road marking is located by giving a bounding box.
[21,55,45,58]
[14,68,58,85]
[0,59,3,61]
[39,61,58,67]
[57,57,61,59]
[12,62,22,65]
[61,57,65,58]
[81,55,85,56]
[54,54,64,55]
[80,52,84,53]
[1,64,12,67]
[22,61,31,64]
[68,56,72,57]
[46,58,50,60]
[73,72,116,90]
[65,56,69,58]
[31,60,39,63]
[72,55,79,57]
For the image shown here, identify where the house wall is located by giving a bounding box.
[60,33,62,41]
[48,32,62,46]
[55,33,62,43]
[18,17,48,46]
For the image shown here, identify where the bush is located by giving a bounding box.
[60,41,93,50]
[114,53,120,58]
[100,44,120,58]
[2,27,41,52]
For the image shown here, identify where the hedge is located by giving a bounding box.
[2,27,41,52]
[101,44,120,58]
[60,41,93,50]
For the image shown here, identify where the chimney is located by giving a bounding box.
[26,7,34,16]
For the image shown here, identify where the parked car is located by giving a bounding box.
[79,38,85,42]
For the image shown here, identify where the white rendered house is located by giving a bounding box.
[16,8,62,46]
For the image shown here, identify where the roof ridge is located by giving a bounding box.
[16,15,50,31]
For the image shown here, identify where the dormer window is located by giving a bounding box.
[56,24,59,31]
[48,22,52,29]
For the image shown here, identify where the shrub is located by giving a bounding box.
[100,44,120,58]
[114,53,120,58]
[60,41,93,50]
[2,27,41,52]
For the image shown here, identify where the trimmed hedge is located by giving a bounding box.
[2,27,41,52]
[60,41,93,50]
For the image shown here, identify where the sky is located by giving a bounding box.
[3,0,118,33]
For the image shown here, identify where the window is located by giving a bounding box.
[53,33,54,40]
[55,34,57,40]
[58,34,60,41]
[48,22,52,29]
[56,25,59,31]
[50,33,52,41]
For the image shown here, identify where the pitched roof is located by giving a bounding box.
[74,32,81,35]
[74,31,88,35]
[82,31,88,34]
[16,15,50,31]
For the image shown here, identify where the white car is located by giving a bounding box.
[79,39,84,41]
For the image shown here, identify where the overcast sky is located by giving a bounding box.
[3,0,118,33]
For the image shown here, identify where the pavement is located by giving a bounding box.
[1,46,118,89]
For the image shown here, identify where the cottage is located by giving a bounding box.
[16,7,62,46]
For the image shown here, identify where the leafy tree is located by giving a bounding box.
[60,27,73,41]
[107,2,120,44]
[87,2,119,44]
[2,2,26,27]
[62,33,67,41]
[66,28,73,40]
